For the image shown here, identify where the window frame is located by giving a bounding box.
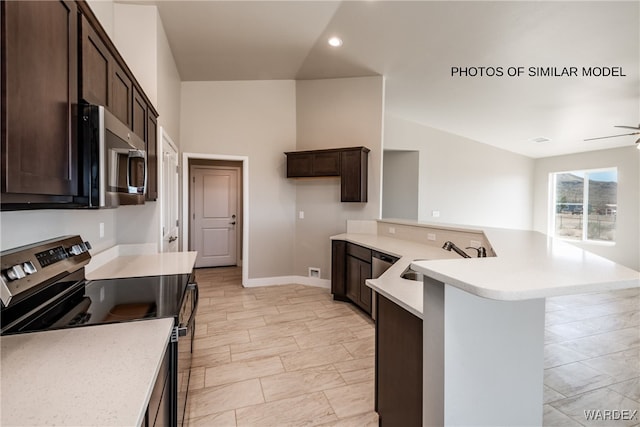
[549,167,618,245]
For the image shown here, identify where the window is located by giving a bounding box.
[551,168,617,242]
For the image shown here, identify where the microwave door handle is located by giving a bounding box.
[127,150,146,194]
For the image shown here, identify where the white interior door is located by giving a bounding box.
[191,167,238,267]
[160,130,179,252]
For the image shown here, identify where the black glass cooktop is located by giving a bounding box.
[3,273,192,334]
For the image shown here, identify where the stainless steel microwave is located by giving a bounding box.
[76,104,146,208]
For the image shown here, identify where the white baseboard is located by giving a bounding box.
[243,275,331,289]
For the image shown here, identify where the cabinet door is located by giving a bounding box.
[313,151,340,176]
[340,148,368,202]
[146,114,158,201]
[346,255,360,303]
[346,243,372,313]
[132,87,147,141]
[286,153,313,177]
[331,240,347,299]
[80,14,110,107]
[111,62,132,128]
[376,294,423,426]
[2,0,78,196]
[358,261,373,313]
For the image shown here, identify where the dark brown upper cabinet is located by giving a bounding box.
[1,0,79,201]
[146,114,158,201]
[1,0,159,209]
[80,14,110,107]
[285,147,369,202]
[111,61,133,129]
[132,87,147,141]
[286,150,341,177]
[340,147,369,202]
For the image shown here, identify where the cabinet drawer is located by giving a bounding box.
[347,243,371,263]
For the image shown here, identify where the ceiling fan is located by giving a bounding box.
[584,124,640,149]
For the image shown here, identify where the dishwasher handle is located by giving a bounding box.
[372,251,399,264]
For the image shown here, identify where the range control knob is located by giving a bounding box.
[6,264,26,281]
[22,261,37,275]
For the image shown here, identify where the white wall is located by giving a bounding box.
[294,76,385,278]
[1,209,116,253]
[180,80,297,279]
[86,0,113,38]
[384,114,534,230]
[110,3,182,250]
[533,146,640,270]
[382,150,419,220]
[156,13,182,140]
[114,3,158,108]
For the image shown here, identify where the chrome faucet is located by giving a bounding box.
[465,246,487,258]
[442,241,471,258]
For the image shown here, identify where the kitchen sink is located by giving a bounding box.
[400,261,427,282]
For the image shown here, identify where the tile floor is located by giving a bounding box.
[544,287,640,426]
[186,267,639,426]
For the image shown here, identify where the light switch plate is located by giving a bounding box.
[428,233,436,241]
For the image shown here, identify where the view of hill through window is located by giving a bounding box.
[553,169,617,242]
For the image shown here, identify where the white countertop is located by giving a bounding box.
[413,227,639,301]
[86,251,197,280]
[334,224,639,318]
[332,233,458,318]
[1,318,174,426]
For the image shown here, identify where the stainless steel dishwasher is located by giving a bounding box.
[371,250,399,320]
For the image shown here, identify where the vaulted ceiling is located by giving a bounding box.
[152,1,639,158]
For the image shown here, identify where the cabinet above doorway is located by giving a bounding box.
[284,147,369,202]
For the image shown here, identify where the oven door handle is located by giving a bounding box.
[177,283,198,337]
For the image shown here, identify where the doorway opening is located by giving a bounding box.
[182,153,249,284]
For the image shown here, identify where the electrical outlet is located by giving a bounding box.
[470,240,482,247]
[432,210,440,218]
[308,267,320,278]
[299,211,304,219]
[389,227,396,234]
[427,233,436,241]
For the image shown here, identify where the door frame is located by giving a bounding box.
[182,153,249,286]
[158,127,179,252]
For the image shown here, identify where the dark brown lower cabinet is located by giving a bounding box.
[331,241,373,315]
[376,294,423,426]
[331,240,348,301]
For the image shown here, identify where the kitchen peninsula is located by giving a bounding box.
[333,219,640,426]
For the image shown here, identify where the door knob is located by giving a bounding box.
[229,221,236,225]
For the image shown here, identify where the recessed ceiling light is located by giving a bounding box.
[328,36,343,47]
[528,137,551,144]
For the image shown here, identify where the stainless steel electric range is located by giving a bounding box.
[0,235,198,427]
